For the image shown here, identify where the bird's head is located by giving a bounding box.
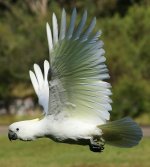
[8,119,40,141]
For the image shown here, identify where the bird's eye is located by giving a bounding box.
[16,128,19,131]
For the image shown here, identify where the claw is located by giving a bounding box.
[89,137,105,153]
[89,144,105,152]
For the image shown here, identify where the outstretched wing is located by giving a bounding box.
[45,8,112,122]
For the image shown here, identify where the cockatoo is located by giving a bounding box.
[8,9,142,152]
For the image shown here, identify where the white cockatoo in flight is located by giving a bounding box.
[8,9,142,152]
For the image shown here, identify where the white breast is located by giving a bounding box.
[41,115,102,141]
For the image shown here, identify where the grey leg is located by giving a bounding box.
[89,137,105,153]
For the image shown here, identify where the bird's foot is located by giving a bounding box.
[89,137,105,153]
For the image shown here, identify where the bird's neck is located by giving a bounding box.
[23,118,47,139]
[29,116,55,139]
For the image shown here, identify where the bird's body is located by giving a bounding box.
[8,8,143,152]
[9,115,102,145]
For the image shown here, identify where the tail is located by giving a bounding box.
[98,117,143,148]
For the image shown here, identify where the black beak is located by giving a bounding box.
[8,130,18,141]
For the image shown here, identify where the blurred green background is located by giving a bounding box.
[0,0,150,167]
[0,0,150,123]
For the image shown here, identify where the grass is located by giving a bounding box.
[0,135,149,167]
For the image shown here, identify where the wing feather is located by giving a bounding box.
[81,17,96,42]
[44,60,50,82]
[29,70,39,95]
[52,13,58,45]
[46,23,53,53]
[30,9,112,122]
[30,62,50,114]
[72,10,87,39]
[66,8,77,39]
[33,64,44,86]
[59,9,66,40]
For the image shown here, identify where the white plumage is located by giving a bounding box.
[52,13,58,44]
[46,23,53,52]
[8,8,142,152]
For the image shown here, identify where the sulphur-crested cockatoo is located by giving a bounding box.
[8,8,142,152]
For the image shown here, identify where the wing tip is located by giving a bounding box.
[52,12,57,23]
[52,12,56,17]
[73,7,77,13]
[62,8,66,15]
[44,59,50,65]
[33,63,38,70]
[46,22,53,51]
[46,22,50,29]
[29,70,34,78]
[44,60,50,71]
